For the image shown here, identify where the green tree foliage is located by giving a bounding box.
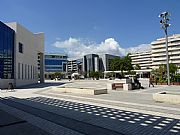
[54,72,64,78]
[109,54,133,75]
[169,63,178,75]
[109,58,121,71]
[123,54,134,72]
[158,64,178,75]
[134,64,141,70]
[106,72,115,77]
[89,71,101,79]
[151,64,178,83]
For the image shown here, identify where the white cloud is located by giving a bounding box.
[52,37,151,59]
[126,44,151,53]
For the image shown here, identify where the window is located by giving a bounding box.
[28,65,29,79]
[22,64,24,79]
[33,66,34,79]
[19,42,23,53]
[18,63,20,79]
[25,64,27,79]
[31,66,32,79]
[45,59,66,65]
[0,21,14,79]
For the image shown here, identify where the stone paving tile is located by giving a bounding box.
[0,101,83,135]
[0,122,51,135]
[1,98,123,135]
[0,110,23,126]
[0,108,52,135]
[40,90,180,117]
[3,96,180,135]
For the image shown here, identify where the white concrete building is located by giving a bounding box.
[67,59,83,75]
[151,34,180,69]
[130,52,152,70]
[0,22,44,88]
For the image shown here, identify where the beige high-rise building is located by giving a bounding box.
[130,52,152,70]
[151,34,180,69]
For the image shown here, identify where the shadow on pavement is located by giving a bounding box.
[0,107,51,135]
[0,96,180,135]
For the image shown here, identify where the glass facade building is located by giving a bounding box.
[45,54,67,73]
[0,21,14,79]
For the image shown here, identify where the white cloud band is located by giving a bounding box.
[52,37,151,59]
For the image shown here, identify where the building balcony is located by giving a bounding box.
[132,58,152,62]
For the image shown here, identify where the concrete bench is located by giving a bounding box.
[112,83,123,90]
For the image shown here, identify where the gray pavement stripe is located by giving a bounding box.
[5,96,180,135]
[39,92,180,119]
[0,102,83,135]
[1,97,124,135]
[44,90,180,113]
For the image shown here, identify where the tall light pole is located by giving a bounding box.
[159,11,171,86]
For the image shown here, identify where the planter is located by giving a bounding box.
[170,82,174,85]
[161,82,167,85]
[153,91,180,104]
[173,82,180,85]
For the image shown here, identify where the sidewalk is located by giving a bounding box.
[37,88,180,118]
[0,108,51,135]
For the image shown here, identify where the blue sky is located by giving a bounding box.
[0,0,180,57]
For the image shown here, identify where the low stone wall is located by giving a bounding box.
[153,91,180,104]
[52,87,107,95]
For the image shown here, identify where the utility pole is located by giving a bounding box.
[159,11,171,86]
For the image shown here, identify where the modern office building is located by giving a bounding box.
[83,54,99,76]
[66,54,120,77]
[130,52,152,70]
[151,34,180,69]
[0,21,44,88]
[45,53,67,78]
[99,54,120,71]
[67,59,83,75]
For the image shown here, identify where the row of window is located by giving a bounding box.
[45,55,67,59]
[45,59,67,65]
[45,66,62,69]
[0,21,14,79]
[18,63,37,79]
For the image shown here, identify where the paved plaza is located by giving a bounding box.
[0,80,180,135]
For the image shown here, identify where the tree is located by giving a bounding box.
[151,63,178,83]
[110,58,121,71]
[89,71,101,79]
[54,72,64,78]
[169,63,178,75]
[106,72,115,78]
[89,71,95,78]
[134,64,141,70]
[123,54,134,72]
[109,54,133,76]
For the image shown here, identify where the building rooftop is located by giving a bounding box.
[45,53,68,56]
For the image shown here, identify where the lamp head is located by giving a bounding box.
[159,11,171,18]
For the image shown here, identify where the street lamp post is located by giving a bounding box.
[159,11,171,86]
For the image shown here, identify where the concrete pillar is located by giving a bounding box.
[39,52,44,83]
